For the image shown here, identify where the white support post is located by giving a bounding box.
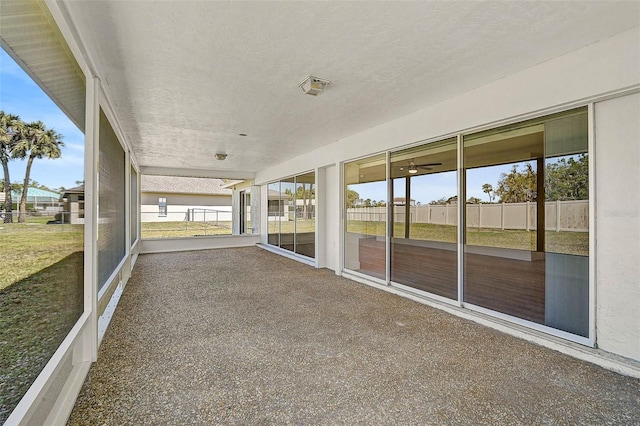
[123,150,131,280]
[315,168,322,268]
[337,161,345,276]
[84,76,100,362]
[587,102,596,347]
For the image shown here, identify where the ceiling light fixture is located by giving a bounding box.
[215,153,227,160]
[298,76,330,96]
[408,161,418,174]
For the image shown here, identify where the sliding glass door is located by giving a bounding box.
[389,138,458,299]
[266,172,316,259]
[342,107,590,339]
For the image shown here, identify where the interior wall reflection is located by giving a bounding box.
[344,154,387,280]
[463,108,589,337]
[389,138,458,298]
[280,177,296,252]
[244,192,251,234]
[267,182,281,246]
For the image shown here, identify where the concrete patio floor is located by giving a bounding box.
[68,247,640,425]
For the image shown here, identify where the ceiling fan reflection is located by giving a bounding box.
[395,160,443,174]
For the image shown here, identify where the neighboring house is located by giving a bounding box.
[267,188,286,221]
[140,175,232,223]
[59,185,85,224]
[392,197,415,206]
[266,188,317,221]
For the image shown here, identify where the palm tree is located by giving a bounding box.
[0,111,24,223]
[12,121,64,222]
[482,183,494,203]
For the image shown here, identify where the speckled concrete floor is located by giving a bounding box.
[68,247,640,425]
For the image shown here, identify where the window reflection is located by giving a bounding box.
[267,172,316,258]
[344,154,387,280]
[463,108,589,336]
[390,138,458,298]
[295,172,315,258]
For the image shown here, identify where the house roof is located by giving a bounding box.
[61,185,85,196]
[141,176,232,196]
[267,189,289,200]
[11,188,61,200]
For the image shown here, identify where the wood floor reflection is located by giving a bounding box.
[357,239,545,324]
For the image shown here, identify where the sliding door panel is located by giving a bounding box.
[390,138,458,298]
[463,108,589,337]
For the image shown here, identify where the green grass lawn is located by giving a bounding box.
[267,219,316,236]
[347,221,588,256]
[0,216,84,422]
[141,220,233,238]
[142,218,316,239]
[0,217,84,291]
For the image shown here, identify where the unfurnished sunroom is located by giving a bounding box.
[0,1,639,424]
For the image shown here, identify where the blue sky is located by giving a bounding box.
[1,48,84,191]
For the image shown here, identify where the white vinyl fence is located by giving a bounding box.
[347,200,588,232]
[140,205,232,223]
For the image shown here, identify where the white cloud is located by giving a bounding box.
[65,143,85,153]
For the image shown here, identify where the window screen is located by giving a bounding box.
[98,108,126,291]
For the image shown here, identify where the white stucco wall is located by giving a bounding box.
[321,164,340,272]
[595,93,640,361]
[231,190,240,235]
[316,164,340,271]
[141,192,231,207]
[250,185,261,235]
[140,204,232,223]
[140,234,260,254]
[255,27,640,361]
[140,192,232,223]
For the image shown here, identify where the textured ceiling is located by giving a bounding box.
[61,1,639,178]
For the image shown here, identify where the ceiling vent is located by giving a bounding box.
[298,76,330,96]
